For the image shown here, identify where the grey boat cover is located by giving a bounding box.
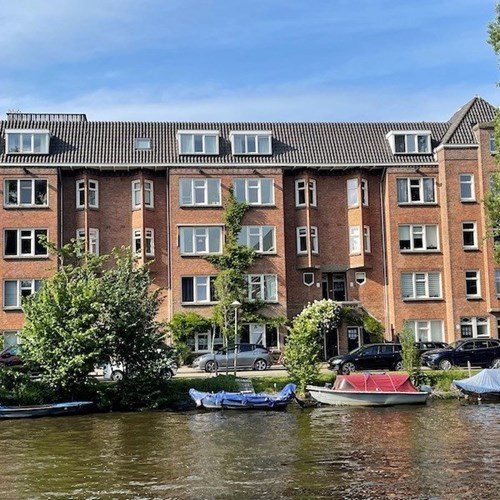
[453,369,500,394]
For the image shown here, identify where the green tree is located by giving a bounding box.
[285,299,342,391]
[399,321,418,371]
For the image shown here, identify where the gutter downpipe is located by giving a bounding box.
[58,167,63,267]
[379,167,390,340]
[165,168,173,323]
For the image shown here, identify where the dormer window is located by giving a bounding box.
[5,129,50,154]
[178,131,219,155]
[135,138,151,150]
[230,131,272,155]
[386,131,431,154]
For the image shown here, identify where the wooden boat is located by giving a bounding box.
[306,373,430,406]
[189,383,296,410]
[453,369,500,402]
[0,401,94,419]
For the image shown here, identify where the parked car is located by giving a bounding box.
[415,341,448,355]
[328,343,403,374]
[0,345,23,367]
[192,344,273,372]
[98,358,178,381]
[422,339,500,370]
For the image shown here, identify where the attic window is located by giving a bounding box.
[230,131,272,155]
[5,129,50,154]
[135,138,151,150]
[386,131,431,154]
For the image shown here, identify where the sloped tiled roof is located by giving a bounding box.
[0,96,495,169]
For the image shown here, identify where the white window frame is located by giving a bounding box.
[398,224,439,252]
[459,174,475,202]
[349,226,361,255]
[76,179,99,209]
[489,131,496,154]
[233,178,274,206]
[401,272,442,300]
[303,272,315,286]
[132,228,154,256]
[396,177,436,204]
[76,228,100,255]
[177,131,219,155]
[135,138,151,150]
[460,317,490,338]
[347,178,359,208]
[5,129,50,154]
[295,179,317,207]
[462,222,478,250]
[238,226,276,254]
[181,276,217,304]
[131,180,154,209]
[386,131,431,154]
[247,274,278,302]
[4,228,48,258]
[179,226,223,256]
[230,131,272,155]
[361,178,369,206]
[2,330,20,349]
[179,178,221,207]
[132,229,142,254]
[3,279,42,309]
[296,226,318,255]
[363,226,371,253]
[407,320,444,342]
[4,179,49,207]
[465,270,481,298]
[132,180,141,209]
[496,270,500,298]
[355,272,366,285]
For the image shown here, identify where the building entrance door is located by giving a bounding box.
[322,273,347,301]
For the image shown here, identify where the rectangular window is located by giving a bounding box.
[349,226,361,254]
[496,270,500,297]
[181,276,217,303]
[461,317,489,338]
[76,179,99,208]
[179,226,222,255]
[4,179,48,207]
[401,272,442,299]
[465,270,480,298]
[135,138,151,150]
[462,222,477,249]
[296,226,318,254]
[4,229,48,257]
[3,330,20,348]
[238,226,276,253]
[145,228,154,257]
[247,274,277,302]
[231,132,272,155]
[392,133,430,154]
[396,177,435,204]
[363,226,371,253]
[361,179,369,206]
[3,279,42,309]
[233,178,274,205]
[399,224,439,251]
[489,131,496,154]
[131,180,154,209]
[133,229,142,254]
[179,178,221,206]
[347,179,359,208]
[459,174,475,202]
[178,131,219,155]
[295,179,317,207]
[76,228,100,255]
[132,229,154,256]
[407,320,444,342]
[6,130,50,154]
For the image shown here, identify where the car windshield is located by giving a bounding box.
[348,346,364,355]
[447,341,463,350]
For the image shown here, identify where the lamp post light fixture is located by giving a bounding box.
[231,300,242,376]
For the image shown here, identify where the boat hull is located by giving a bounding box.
[0,401,94,419]
[306,385,429,406]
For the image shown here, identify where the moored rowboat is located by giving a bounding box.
[0,401,94,419]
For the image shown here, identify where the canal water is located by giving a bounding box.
[0,400,499,499]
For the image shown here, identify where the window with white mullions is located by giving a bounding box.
[396,177,435,204]
[295,179,317,207]
[459,174,475,202]
[247,274,277,302]
[3,279,42,309]
[180,226,222,255]
[76,179,99,209]
[401,272,441,299]
[4,179,48,207]
[4,229,48,257]
[296,226,318,255]
[131,180,154,209]
[231,132,272,155]
[76,228,100,255]
[462,222,477,249]
[460,317,489,338]
[179,178,221,206]
[399,224,438,251]
[233,178,274,205]
[407,320,444,342]
[181,276,217,303]
[465,270,480,298]
[178,132,219,155]
[238,226,276,253]
[6,130,50,154]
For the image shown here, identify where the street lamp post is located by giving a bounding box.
[231,300,241,377]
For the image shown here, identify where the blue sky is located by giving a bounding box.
[0,0,498,122]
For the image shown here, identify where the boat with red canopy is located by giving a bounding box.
[306,373,430,406]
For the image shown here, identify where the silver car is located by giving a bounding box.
[192,344,273,372]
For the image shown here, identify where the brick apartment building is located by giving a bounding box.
[0,96,498,356]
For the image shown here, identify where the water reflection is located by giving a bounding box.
[0,401,499,498]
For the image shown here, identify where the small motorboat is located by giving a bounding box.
[453,369,500,402]
[189,383,297,410]
[0,401,94,419]
[306,373,430,406]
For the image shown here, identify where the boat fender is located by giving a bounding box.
[420,385,432,394]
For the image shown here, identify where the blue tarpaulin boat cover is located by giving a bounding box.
[453,369,500,394]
